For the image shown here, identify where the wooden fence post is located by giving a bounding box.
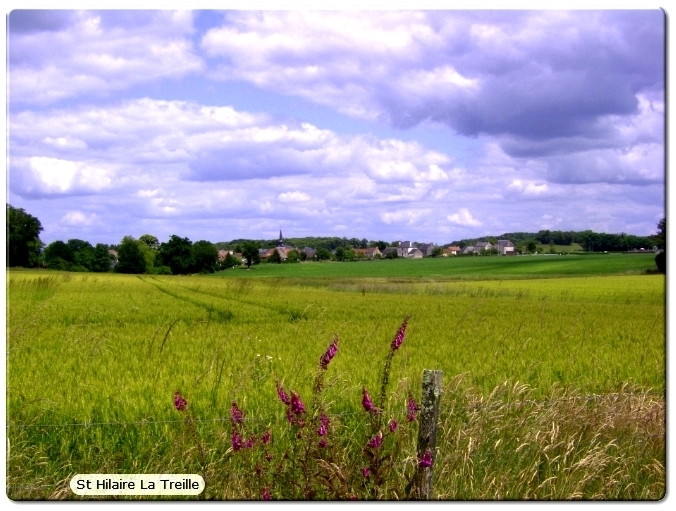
[413,369,443,500]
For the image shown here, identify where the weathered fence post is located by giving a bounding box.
[413,369,443,500]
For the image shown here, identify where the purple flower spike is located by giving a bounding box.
[362,387,376,413]
[320,335,339,370]
[318,413,330,436]
[367,431,383,449]
[276,381,291,405]
[389,419,398,432]
[262,430,271,444]
[361,467,370,479]
[174,391,187,412]
[232,431,243,452]
[231,402,244,424]
[244,436,255,449]
[318,438,327,448]
[419,448,433,468]
[407,396,420,422]
[290,392,306,415]
[286,408,296,425]
[262,488,271,500]
[391,315,411,351]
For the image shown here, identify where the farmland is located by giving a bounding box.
[5,253,666,500]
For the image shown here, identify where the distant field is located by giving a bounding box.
[214,252,657,279]
[6,257,665,499]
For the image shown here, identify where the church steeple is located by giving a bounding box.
[277,230,284,248]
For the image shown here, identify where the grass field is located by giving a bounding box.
[5,254,666,500]
[215,252,656,279]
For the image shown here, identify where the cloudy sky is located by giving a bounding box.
[6,6,666,246]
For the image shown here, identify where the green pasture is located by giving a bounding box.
[215,252,656,279]
[5,255,666,499]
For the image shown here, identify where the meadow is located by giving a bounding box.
[5,253,665,500]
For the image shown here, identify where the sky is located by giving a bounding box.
[5,5,666,246]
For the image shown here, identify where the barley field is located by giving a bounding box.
[5,256,666,500]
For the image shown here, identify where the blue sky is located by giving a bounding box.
[5,5,666,246]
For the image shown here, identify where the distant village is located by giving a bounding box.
[217,231,520,265]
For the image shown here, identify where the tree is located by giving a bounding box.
[43,240,74,270]
[287,249,300,263]
[299,251,308,262]
[158,235,193,274]
[526,241,537,254]
[431,246,444,257]
[221,252,240,269]
[137,238,157,271]
[139,234,160,251]
[655,250,666,273]
[68,239,95,271]
[7,204,43,267]
[268,248,282,264]
[116,236,147,274]
[655,218,666,249]
[241,242,261,269]
[315,247,332,261]
[191,240,218,273]
[91,243,113,272]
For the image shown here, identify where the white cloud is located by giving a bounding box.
[22,156,112,194]
[278,191,310,202]
[60,210,99,226]
[447,208,482,227]
[9,11,203,105]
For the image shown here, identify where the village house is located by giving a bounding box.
[475,241,493,253]
[418,243,437,257]
[396,241,423,258]
[443,246,461,256]
[353,247,382,259]
[496,239,515,255]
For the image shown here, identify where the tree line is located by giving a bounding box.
[452,228,663,253]
[6,204,666,274]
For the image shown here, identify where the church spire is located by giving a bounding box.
[277,230,284,248]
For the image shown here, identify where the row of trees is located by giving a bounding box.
[454,228,662,253]
[6,204,667,274]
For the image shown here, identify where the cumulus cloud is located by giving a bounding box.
[278,191,311,202]
[447,208,482,227]
[201,11,663,151]
[9,10,203,105]
[61,210,100,226]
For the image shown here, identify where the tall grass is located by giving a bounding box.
[5,268,665,500]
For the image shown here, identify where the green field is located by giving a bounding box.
[5,254,666,500]
[216,252,655,279]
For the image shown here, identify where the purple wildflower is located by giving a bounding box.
[286,408,296,425]
[244,436,255,449]
[265,452,273,461]
[290,392,306,415]
[390,315,411,351]
[319,335,339,370]
[262,488,271,500]
[407,396,420,422]
[232,431,243,452]
[173,391,187,412]
[367,430,383,449]
[262,429,271,444]
[389,419,398,432]
[318,438,327,448]
[230,401,244,424]
[361,467,370,479]
[419,448,433,468]
[276,381,291,405]
[317,412,330,436]
[362,387,376,413]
